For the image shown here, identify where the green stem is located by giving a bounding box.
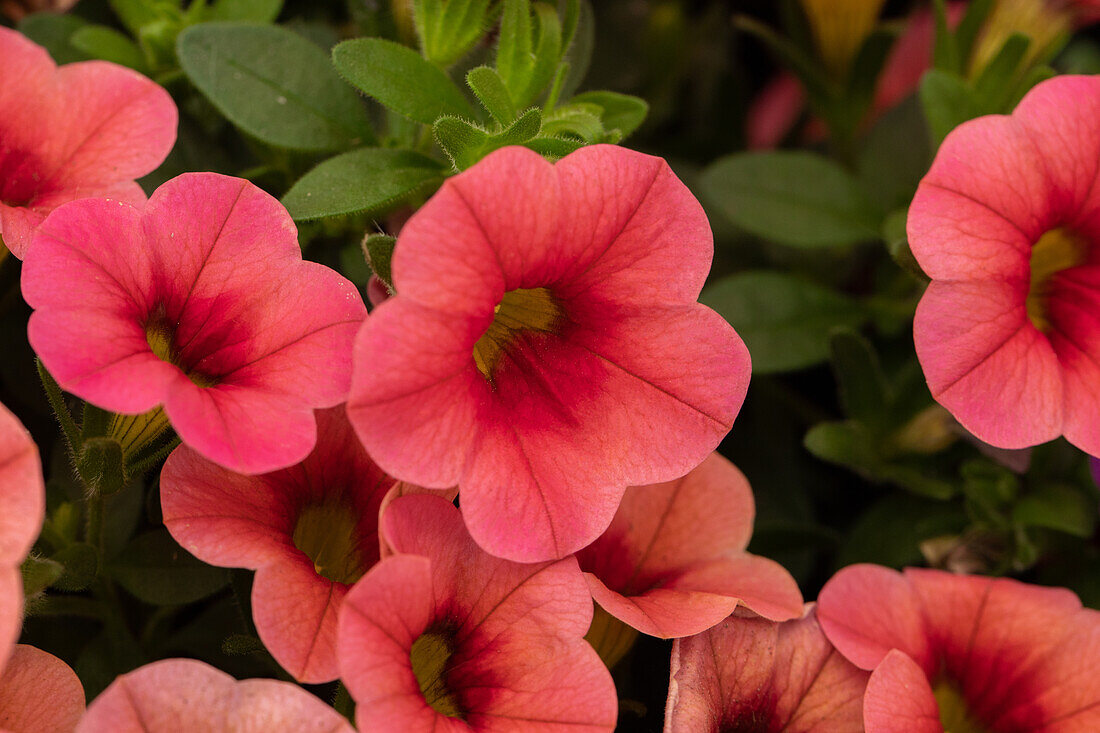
[36,359,81,454]
[85,489,105,555]
[127,436,181,478]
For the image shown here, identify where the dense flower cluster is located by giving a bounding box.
[3,5,1100,731]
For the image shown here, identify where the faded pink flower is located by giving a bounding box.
[338,494,618,732]
[76,658,353,732]
[665,607,869,733]
[909,75,1100,454]
[0,27,176,259]
[161,406,394,683]
[576,452,802,639]
[348,144,750,562]
[817,565,1100,732]
[22,172,366,474]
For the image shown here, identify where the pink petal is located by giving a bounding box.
[665,609,867,732]
[77,658,353,732]
[578,453,801,637]
[746,73,807,150]
[0,28,175,259]
[554,144,712,303]
[816,564,934,673]
[381,495,594,640]
[905,568,1083,725]
[161,445,295,568]
[338,554,462,732]
[913,279,1062,449]
[908,115,1046,282]
[1047,266,1100,455]
[863,650,943,733]
[25,173,366,475]
[348,298,483,489]
[0,402,44,565]
[0,645,84,733]
[252,558,346,684]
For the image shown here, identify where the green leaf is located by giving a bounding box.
[497,0,535,101]
[417,0,492,66]
[110,529,228,605]
[332,37,476,125]
[524,134,584,158]
[919,69,981,145]
[18,13,91,64]
[50,542,99,592]
[22,555,64,597]
[570,90,648,138]
[434,116,490,170]
[282,148,444,221]
[701,271,867,374]
[879,463,957,500]
[829,330,890,432]
[837,493,966,569]
[954,0,996,64]
[207,0,282,22]
[178,22,374,151]
[70,25,148,71]
[972,32,1029,112]
[467,66,517,125]
[701,152,882,248]
[857,98,932,213]
[1014,484,1096,538]
[558,0,593,100]
[516,2,562,106]
[363,234,396,287]
[109,0,183,36]
[931,0,959,73]
[541,102,603,140]
[804,421,879,471]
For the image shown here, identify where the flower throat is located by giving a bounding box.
[472,287,562,381]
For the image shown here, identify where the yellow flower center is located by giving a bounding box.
[584,604,639,670]
[933,678,989,733]
[799,0,886,77]
[410,629,463,718]
[291,501,366,585]
[1027,228,1088,333]
[144,308,217,388]
[472,287,562,382]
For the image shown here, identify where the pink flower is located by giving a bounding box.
[664,607,869,733]
[0,401,85,732]
[576,452,802,639]
[0,27,176,259]
[909,75,1100,454]
[817,564,1100,732]
[76,658,354,732]
[338,494,618,732]
[347,144,750,562]
[22,172,367,474]
[161,406,395,683]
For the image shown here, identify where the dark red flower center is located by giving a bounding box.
[144,307,217,388]
[472,287,562,382]
[1027,227,1089,332]
[410,623,464,719]
[292,499,366,585]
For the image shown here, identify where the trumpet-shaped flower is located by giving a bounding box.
[664,607,869,733]
[338,494,618,732]
[23,172,366,474]
[76,658,354,732]
[817,565,1100,732]
[161,407,394,683]
[348,144,750,562]
[909,75,1100,455]
[576,452,802,639]
[0,27,175,259]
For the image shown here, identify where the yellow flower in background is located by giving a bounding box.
[969,0,1072,75]
[799,0,887,77]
